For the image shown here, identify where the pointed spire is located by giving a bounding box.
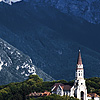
[77,50,82,65]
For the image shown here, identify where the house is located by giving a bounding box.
[51,83,72,96]
[87,93,100,100]
[43,91,51,96]
[51,50,87,100]
[27,91,51,98]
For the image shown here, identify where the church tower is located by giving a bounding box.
[75,50,84,79]
[74,50,87,100]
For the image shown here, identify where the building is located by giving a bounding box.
[70,50,87,100]
[27,91,51,98]
[87,93,100,100]
[51,50,87,100]
[51,83,72,96]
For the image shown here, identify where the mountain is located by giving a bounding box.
[1,0,100,24]
[0,38,54,85]
[0,0,21,5]
[0,1,100,83]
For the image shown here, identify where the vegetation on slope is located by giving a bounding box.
[26,94,78,100]
[86,77,100,95]
[0,75,100,100]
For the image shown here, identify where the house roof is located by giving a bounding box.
[43,91,51,96]
[53,83,64,87]
[28,92,42,97]
[52,83,72,91]
[27,91,51,97]
[62,85,72,91]
[87,93,100,98]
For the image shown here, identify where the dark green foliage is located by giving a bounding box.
[28,75,43,82]
[27,94,79,100]
[0,75,100,100]
[68,80,74,86]
[86,77,100,94]
[0,75,43,100]
[56,80,68,84]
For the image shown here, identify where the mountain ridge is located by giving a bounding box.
[0,1,100,83]
[1,0,100,24]
[0,38,54,85]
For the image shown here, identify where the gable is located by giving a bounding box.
[52,83,72,92]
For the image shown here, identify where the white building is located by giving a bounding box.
[87,93,100,100]
[51,50,88,100]
[51,83,72,96]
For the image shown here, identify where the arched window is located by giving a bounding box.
[79,73,80,76]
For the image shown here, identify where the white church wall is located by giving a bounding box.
[87,97,100,100]
[56,86,63,96]
[94,97,100,100]
[87,97,92,100]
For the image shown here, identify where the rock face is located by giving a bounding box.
[0,38,54,85]
[0,1,100,83]
[0,0,100,24]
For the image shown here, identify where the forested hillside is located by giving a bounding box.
[1,1,100,82]
[0,75,100,100]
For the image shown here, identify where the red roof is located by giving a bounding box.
[43,91,51,96]
[27,91,51,97]
[87,93,100,97]
[77,50,82,65]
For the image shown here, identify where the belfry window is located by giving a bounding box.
[79,73,80,76]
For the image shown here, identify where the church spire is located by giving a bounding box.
[74,50,87,100]
[77,50,82,65]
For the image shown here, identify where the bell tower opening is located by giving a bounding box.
[81,91,84,100]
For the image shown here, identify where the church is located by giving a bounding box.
[51,50,87,100]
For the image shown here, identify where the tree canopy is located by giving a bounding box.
[0,75,100,100]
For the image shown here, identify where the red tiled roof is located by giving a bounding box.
[27,91,51,97]
[87,93,100,97]
[43,91,51,96]
[28,92,42,97]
